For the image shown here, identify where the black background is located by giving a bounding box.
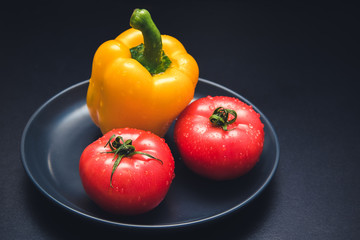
[1,0,359,239]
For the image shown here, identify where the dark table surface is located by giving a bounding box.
[1,1,359,239]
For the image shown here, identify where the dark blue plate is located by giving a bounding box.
[21,78,279,229]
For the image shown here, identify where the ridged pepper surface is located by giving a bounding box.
[87,9,199,136]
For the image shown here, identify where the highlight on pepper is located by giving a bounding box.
[86,8,199,137]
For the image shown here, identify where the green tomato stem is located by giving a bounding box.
[104,134,163,188]
[209,107,237,131]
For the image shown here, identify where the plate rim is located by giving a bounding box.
[20,78,280,229]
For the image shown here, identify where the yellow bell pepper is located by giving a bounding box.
[87,9,199,137]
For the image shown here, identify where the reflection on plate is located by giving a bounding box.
[21,78,279,229]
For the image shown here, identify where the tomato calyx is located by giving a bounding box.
[104,134,163,188]
[209,107,237,131]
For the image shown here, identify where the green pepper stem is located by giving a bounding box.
[130,9,162,69]
[129,9,171,75]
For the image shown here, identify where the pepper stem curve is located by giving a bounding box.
[130,9,171,75]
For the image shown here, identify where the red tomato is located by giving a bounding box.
[79,128,175,215]
[174,96,264,180]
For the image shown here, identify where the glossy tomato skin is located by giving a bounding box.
[79,128,175,215]
[174,96,264,180]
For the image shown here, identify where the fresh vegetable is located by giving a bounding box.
[79,128,175,215]
[174,96,264,180]
[86,9,199,137]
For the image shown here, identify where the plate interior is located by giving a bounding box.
[21,79,279,228]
